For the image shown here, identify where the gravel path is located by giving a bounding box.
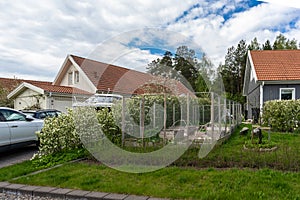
[0,191,63,200]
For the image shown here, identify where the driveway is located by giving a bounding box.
[0,145,38,168]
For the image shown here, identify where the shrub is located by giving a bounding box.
[263,100,300,132]
[35,108,122,159]
[35,109,82,158]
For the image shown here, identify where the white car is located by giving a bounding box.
[73,93,123,108]
[0,107,43,152]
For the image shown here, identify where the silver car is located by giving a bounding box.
[0,107,43,151]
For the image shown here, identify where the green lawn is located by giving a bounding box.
[2,124,300,199]
[174,124,300,171]
[10,163,300,199]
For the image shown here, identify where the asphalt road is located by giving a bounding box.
[0,145,38,168]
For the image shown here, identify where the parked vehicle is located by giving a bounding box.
[21,109,61,120]
[73,93,122,109]
[0,107,43,152]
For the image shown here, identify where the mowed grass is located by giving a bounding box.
[174,124,300,171]
[12,162,300,199]
[0,160,36,181]
[3,124,300,199]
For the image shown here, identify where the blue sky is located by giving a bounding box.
[0,0,299,81]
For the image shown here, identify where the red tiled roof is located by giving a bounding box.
[0,78,89,95]
[30,82,90,95]
[250,50,300,81]
[0,78,51,92]
[71,55,193,95]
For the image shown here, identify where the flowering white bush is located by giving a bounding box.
[34,108,122,158]
[35,109,81,157]
[263,100,300,132]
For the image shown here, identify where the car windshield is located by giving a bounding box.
[85,95,121,104]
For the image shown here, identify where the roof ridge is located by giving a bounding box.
[70,54,149,75]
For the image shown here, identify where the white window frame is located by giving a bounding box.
[68,72,73,85]
[74,71,79,83]
[279,88,295,100]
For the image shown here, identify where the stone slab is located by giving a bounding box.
[104,193,128,200]
[18,185,41,195]
[49,188,74,198]
[124,195,149,200]
[33,186,57,197]
[0,182,10,192]
[85,191,109,200]
[66,189,90,200]
[2,183,25,193]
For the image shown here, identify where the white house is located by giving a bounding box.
[7,54,193,112]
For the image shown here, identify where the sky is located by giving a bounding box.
[0,0,299,82]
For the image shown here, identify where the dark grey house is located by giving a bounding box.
[243,50,300,120]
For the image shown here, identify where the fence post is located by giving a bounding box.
[121,97,125,147]
[184,93,189,137]
[163,94,167,143]
[153,102,156,129]
[211,92,214,140]
[218,95,221,139]
[228,100,231,131]
[140,96,145,147]
[202,105,204,124]
[173,103,175,126]
[224,98,227,135]
[232,101,235,127]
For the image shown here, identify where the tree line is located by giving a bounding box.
[147,34,299,104]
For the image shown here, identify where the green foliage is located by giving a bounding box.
[112,95,183,135]
[96,108,122,145]
[273,34,298,50]
[244,140,277,149]
[35,109,82,157]
[263,100,300,132]
[0,86,13,107]
[35,108,122,158]
[32,148,89,169]
[147,46,215,93]
[219,40,247,104]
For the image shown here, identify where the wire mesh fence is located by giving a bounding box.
[116,92,242,146]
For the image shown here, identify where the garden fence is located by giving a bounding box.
[118,92,242,146]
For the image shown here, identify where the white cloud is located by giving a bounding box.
[261,0,300,9]
[0,0,299,81]
[166,1,300,66]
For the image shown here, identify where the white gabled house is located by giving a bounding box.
[7,54,193,112]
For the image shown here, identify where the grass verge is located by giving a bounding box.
[12,162,300,199]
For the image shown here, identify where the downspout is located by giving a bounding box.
[259,81,264,118]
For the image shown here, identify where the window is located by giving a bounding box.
[0,110,26,121]
[74,71,79,83]
[68,72,73,85]
[280,88,295,100]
